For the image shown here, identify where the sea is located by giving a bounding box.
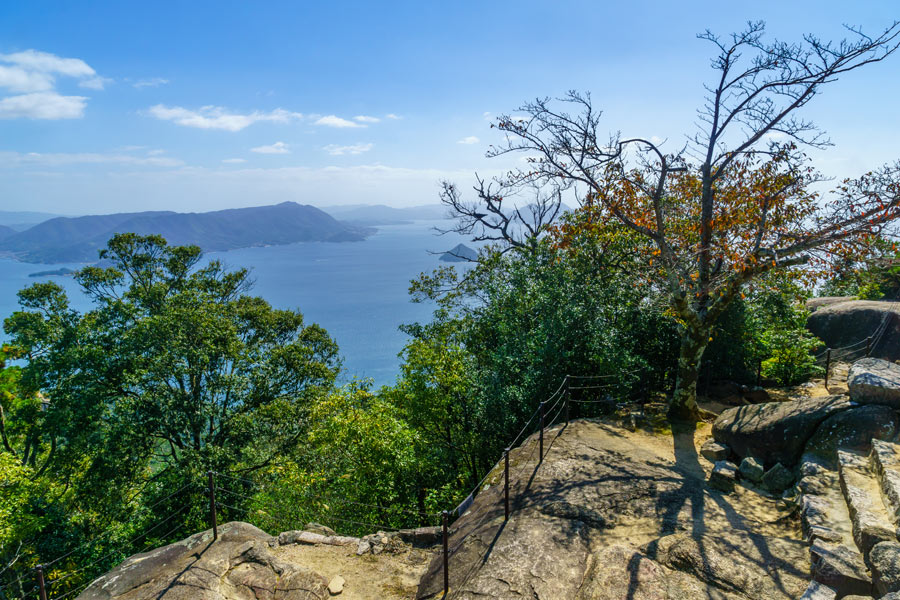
[0,220,471,388]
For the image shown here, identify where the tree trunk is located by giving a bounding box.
[668,327,709,422]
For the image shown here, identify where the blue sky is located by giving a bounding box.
[0,1,898,214]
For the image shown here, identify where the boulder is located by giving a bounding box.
[739,457,764,483]
[848,358,900,408]
[762,463,794,492]
[799,580,837,599]
[807,296,857,312]
[713,395,851,467]
[810,539,872,597]
[807,301,900,361]
[871,541,900,597]
[78,522,330,600]
[709,461,738,492]
[801,404,899,469]
[700,439,730,462]
[328,575,345,595]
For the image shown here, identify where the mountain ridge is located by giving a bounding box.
[0,202,373,264]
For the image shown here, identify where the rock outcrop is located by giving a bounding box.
[849,358,900,408]
[78,522,331,600]
[416,420,809,599]
[807,300,900,361]
[712,395,850,467]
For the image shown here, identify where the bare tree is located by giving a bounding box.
[447,21,900,420]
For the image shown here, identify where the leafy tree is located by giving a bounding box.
[2,234,340,584]
[444,22,900,420]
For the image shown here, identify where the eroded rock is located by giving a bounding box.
[848,358,900,408]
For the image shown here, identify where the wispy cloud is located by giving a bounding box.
[0,150,183,167]
[353,115,380,123]
[0,50,106,119]
[385,113,402,120]
[314,115,364,128]
[222,158,247,164]
[0,92,88,120]
[147,105,303,131]
[457,136,479,145]
[251,141,290,154]
[133,77,169,89]
[324,143,373,156]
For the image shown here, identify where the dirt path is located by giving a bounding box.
[273,543,436,600]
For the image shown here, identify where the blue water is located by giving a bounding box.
[0,221,469,387]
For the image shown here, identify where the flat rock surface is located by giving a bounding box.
[848,358,900,408]
[713,395,850,467]
[416,419,807,599]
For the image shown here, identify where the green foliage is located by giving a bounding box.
[821,238,900,300]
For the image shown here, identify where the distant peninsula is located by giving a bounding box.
[440,243,478,262]
[28,267,75,278]
[0,202,374,264]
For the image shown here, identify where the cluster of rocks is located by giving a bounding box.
[711,357,900,599]
[77,520,441,599]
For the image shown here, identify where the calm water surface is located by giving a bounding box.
[0,220,469,387]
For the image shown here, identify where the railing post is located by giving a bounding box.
[36,564,47,600]
[867,335,873,357]
[564,377,570,425]
[539,401,545,463]
[504,447,510,521]
[756,359,762,387]
[825,349,831,388]
[207,471,218,541]
[442,510,450,596]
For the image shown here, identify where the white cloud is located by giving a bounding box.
[222,158,247,164]
[147,105,303,131]
[251,141,290,154]
[314,115,364,128]
[0,92,88,119]
[324,143,373,156]
[79,76,113,90]
[0,150,183,167]
[0,50,106,119]
[146,149,166,156]
[0,65,54,92]
[353,115,380,123]
[385,113,402,120]
[457,136,479,145]
[133,77,168,89]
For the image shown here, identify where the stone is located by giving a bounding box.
[742,386,771,404]
[848,358,900,408]
[762,462,794,492]
[713,395,850,467]
[397,526,442,547]
[709,460,738,492]
[802,404,899,469]
[810,539,872,597]
[327,575,345,595]
[871,541,900,597]
[838,450,896,560]
[700,439,730,462]
[355,540,371,555]
[806,525,844,545]
[807,300,900,361]
[739,456,764,483]
[305,522,337,536]
[77,522,330,600]
[870,439,900,524]
[800,580,838,599]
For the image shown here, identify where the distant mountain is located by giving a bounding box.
[0,202,374,264]
[0,225,14,241]
[440,243,478,262]
[322,204,448,226]
[0,211,65,227]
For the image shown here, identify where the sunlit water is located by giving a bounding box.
[0,220,469,387]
